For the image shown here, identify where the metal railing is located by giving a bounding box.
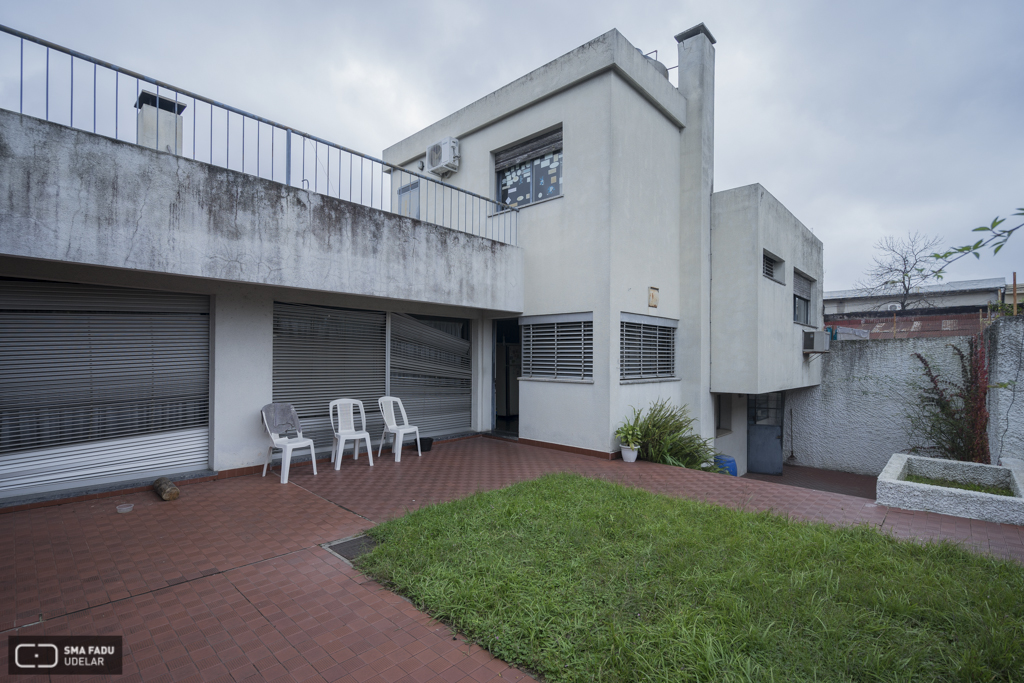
[0,24,518,245]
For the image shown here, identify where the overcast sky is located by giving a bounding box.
[1,0,1021,290]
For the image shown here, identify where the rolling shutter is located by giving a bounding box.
[494,129,563,172]
[0,279,210,500]
[272,303,387,452]
[389,314,472,438]
[794,272,813,300]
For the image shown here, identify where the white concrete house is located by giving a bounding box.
[383,25,824,475]
[0,23,822,504]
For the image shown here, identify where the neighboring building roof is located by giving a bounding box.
[824,277,1006,301]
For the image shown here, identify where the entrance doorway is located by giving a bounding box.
[747,392,784,475]
[494,319,520,436]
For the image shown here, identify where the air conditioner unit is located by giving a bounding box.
[803,330,830,354]
[426,137,459,176]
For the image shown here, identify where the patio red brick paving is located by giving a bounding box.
[743,463,879,499]
[293,437,1023,565]
[2,436,1023,681]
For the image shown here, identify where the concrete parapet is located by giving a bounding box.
[0,109,523,313]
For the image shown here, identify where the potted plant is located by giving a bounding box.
[615,408,644,463]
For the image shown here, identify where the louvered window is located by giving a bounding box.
[763,254,776,279]
[620,313,677,381]
[520,312,592,380]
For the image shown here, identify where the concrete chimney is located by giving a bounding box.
[675,22,717,439]
[135,91,187,155]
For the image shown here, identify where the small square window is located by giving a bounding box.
[762,251,785,284]
[716,394,732,433]
[748,393,783,426]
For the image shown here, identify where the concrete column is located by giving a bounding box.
[471,317,495,432]
[210,287,274,471]
[676,24,717,439]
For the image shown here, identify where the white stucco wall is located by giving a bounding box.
[783,320,1024,476]
[381,26,819,456]
[712,393,749,475]
[383,29,686,167]
[988,317,1024,465]
[210,286,274,471]
[383,31,696,454]
[710,184,824,395]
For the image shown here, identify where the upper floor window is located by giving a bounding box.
[794,271,813,325]
[496,129,562,208]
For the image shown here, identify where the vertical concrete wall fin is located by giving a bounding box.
[210,287,274,472]
[676,31,716,438]
[471,318,495,433]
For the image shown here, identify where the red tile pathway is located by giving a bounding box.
[743,463,879,499]
[293,437,1023,565]
[2,436,1022,682]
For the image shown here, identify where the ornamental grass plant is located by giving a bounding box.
[632,399,718,470]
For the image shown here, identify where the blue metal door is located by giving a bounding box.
[747,393,784,475]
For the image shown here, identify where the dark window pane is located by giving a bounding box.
[499,150,561,208]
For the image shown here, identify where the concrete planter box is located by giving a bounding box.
[876,454,1024,525]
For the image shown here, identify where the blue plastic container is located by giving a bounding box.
[714,455,738,476]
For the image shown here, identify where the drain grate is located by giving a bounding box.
[327,536,377,561]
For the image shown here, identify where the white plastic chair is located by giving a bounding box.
[377,396,422,463]
[330,399,373,468]
[261,403,317,484]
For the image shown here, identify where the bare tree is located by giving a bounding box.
[857,232,944,310]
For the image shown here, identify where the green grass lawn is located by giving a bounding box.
[357,473,1024,682]
[905,473,1015,497]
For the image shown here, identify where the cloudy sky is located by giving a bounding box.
[1,0,1021,290]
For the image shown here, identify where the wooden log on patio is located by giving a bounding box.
[153,477,180,501]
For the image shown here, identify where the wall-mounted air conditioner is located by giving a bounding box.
[803,330,830,354]
[426,137,459,176]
